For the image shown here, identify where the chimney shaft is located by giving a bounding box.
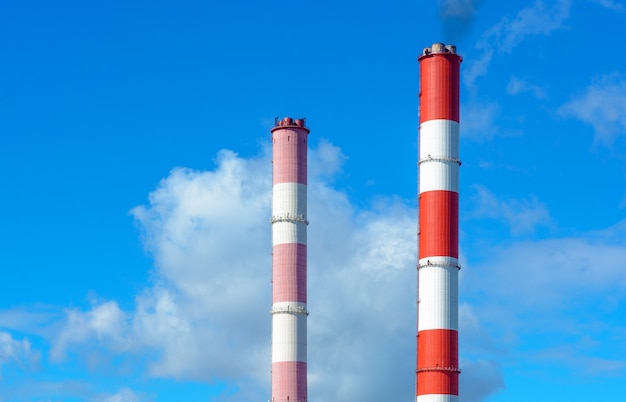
[270,118,310,402]
[416,43,462,402]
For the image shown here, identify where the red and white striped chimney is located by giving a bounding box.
[416,43,462,402]
[270,117,309,402]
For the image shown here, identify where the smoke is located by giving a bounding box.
[437,0,483,43]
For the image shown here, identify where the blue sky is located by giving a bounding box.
[1,0,625,401]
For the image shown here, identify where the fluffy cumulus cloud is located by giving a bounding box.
[465,0,572,87]
[42,138,626,400]
[558,73,626,144]
[49,141,437,401]
[52,148,274,389]
[307,194,416,400]
[51,301,130,362]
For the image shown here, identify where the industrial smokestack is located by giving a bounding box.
[270,117,309,402]
[416,43,462,402]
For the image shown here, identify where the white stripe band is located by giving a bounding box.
[272,182,307,245]
[419,120,459,193]
[418,257,459,331]
[419,163,459,193]
[272,221,307,246]
[417,395,459,402]
[419,120,459,160]
[272,304,307,363]
[272,182,307,218]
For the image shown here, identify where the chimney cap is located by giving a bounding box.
[422,43,458,55]
[419,43,461,61]
[271,116,310,133]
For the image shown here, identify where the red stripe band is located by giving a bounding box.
[419,54,461,123]
[417,329,459,396]
[419,190,458,259]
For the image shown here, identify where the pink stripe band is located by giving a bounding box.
[272,127,308,185]
[272,243,307,304]
[272,361,307,402]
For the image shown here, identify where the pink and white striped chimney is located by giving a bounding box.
[270,117,309,402]
[416,43,462,402]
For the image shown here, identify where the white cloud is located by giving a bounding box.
[473,231,626,306]
[488,0,571,52]
[470,185,552,234]
[462,220,626,374]
[460,359,505,401]
[51,301,132,362]
[0,331,39,375]
[463,49,494,91]
[507,76,546,99]
[59,148,273,384]
[93,388,152,402]
[456,303,506,399]
[39,139,626,400]
[307,196,416,401]
[465,0,572,87]
[461,100,499,140]
[530,344,626,375]
[0,380,92,400]
[309,138,347,179]
[558,73,626,144]
[458,303,502,357]
[485,223,626,307]
[0,306,60,338]
[50,142,443,401]
[591,0,625,11]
